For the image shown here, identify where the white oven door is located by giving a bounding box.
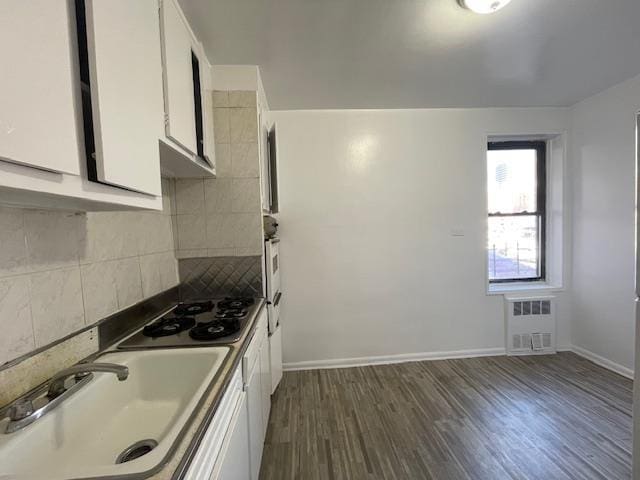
[265,239,280,300]
[267,291,281,334]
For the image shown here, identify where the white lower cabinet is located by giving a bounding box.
[259,338,272,437]
[269,325,283,394]
[185,367,246,480]
[245,307,271,480]
[187,308,272,480]
[246,337,264,480]
[213,392,250,480]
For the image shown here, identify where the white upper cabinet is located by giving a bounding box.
[159,0,215,178]
[0,0,214,211]
[194,42,216,166]
[161,0,198,155]
[0,0,164,211]
[0,1,81,175]
[84,0,164,196]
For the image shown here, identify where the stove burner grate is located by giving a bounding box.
[189,319,241,341]
[173,301,214,317]
[217,297,255,310]
[142,316,196,338]
[215,308,247,319]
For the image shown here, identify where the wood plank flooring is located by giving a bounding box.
[259,353,632,480]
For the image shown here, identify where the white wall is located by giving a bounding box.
[273,108,570,366]
[569,74,640,372]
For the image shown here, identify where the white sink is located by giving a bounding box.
[0,347,229,480]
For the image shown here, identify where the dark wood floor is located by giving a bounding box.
[259,353,633,480]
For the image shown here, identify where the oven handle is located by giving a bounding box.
[273,291,282,307]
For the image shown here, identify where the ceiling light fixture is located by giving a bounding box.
[458,0,512,14]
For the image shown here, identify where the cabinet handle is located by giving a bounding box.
[273,292,282,306]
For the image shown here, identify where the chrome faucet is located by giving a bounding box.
[3,362,129,434]
[48,363,129,398]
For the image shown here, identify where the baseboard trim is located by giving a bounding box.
[570,345,634,379]
[283,344,633,375]
[283,347,506,371]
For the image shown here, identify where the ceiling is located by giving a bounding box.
[179,0,640,110]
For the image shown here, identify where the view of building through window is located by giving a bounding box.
[487,144,545,282]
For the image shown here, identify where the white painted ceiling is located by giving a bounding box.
[179,0,640,110]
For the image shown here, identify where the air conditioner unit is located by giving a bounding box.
[505,294,556,355]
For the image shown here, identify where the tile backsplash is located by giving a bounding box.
[173,90,264,259]
[0,178,179,367]
[178,256,263,300]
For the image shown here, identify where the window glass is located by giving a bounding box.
[487,149,537,214]
[488,215,540,280]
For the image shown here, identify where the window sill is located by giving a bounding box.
[487,282,561,296]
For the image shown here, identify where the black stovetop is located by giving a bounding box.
[117,298,258,349]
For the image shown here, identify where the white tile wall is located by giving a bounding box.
[204,178,233,213]
[228,90,257,108]
[80,261,119,324]
[0,277,33,363]
[0,208,28,276]
[231,143,260,178]
[229,107,258,143]
[30,267,85,347]
[24,210,83,270]
[232,178,261,213]
[175,179,205,215]
[205,213,236,249]
[212,90,230,108]
[214,143,232,178]
[176,214,207,250]
[173,90,264,259]
[212,108,230,144]
[0,177,179,366]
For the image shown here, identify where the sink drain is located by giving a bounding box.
[115,439,158,464]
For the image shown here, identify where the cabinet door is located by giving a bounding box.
[269,325,283,394]
[161,0,198,155]
[247,360,264,480]
[259,332,272,437]
[0,0,80,175]
[85,0,163,196]
[259,119,271,212]
[214,394,250,480]
[200,56,216,169]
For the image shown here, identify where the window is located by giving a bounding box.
[487,141,546,283]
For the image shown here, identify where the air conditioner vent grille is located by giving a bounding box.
[513,300,552,316]
[512,334,521,349]
[514,302,522,316]
[506,297,556,356]
[541,301,551,315]
[532,333,543,350]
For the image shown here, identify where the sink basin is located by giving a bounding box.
[0,347,230,480]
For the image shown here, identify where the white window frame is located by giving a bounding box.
[484,132,567,295]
